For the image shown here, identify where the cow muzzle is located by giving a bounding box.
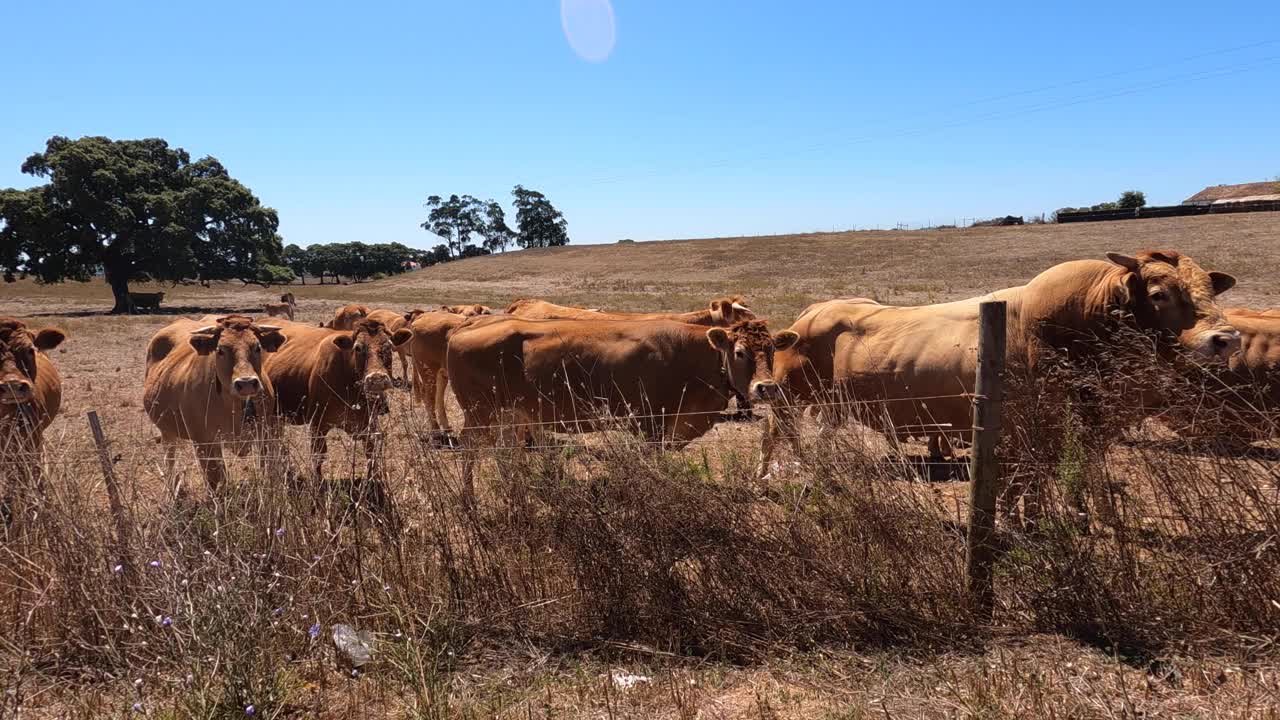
[232,376,263,398]
[1195,328,1241,361]
[750,380,781,402]
[362,371,393,395]
[0,380,33,404]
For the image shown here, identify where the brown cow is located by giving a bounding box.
[447,318,784,465]
[762,250,1240,477]
[263,292,297,321]
[505,296,754,325]
[323,304,369,330]
[365,309,414,385]
[265,318,412,478]
[0,318,66,525]
[440,304,493,317]
[404,310,472,442]
[1171,307,1280,442]
[505,296,758,418]
[143,315,288,495]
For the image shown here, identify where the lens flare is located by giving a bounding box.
[560,0,616,63]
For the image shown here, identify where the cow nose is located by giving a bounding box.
[363,372,392,393]
[1210,331,1240,357]
[751,380,780,401]
[232,376,261,396]
[0,380,33,402]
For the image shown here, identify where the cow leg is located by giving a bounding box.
[458,408,497,507]
[195,441,228,494]
[434,369,452,434]
[759,404,802,481]
[398,351,411,390]
[310,428,328,481]
[161,439,187,501]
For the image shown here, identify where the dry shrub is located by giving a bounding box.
[1,346,1278,709]
[998,326,1280,657]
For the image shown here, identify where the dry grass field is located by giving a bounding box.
[3,213,1280,719]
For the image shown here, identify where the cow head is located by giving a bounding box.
[327,304,370,330]
[1106,250,1239,360]
[708,296,755,325]
[188,315,287,398]
[0,318,65,405]
[332,319,413,397]
[403,308,427,324]
[706,320,796,402]
[280,292,296,305]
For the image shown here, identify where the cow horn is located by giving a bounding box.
[255,324,283,333]
[731,302,749,312]
[190,325,218,335]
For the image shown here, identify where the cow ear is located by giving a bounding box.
[33,328,66,351]
[773,330,799,351]
[332,334,355,351]
[259,330,287,352]
[189,331,219,355]
[1105,252,1141,273]
[391,329,413,347]
[706,327,733,351]
[1210,271,1236,295]
[709,300,725,323]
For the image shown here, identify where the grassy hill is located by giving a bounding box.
[3,212,1276,321]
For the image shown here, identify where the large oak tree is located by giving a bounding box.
[0,136,283,313]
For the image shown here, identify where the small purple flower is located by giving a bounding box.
[308,622,320,640]
[132,702,144,713]
[245,704,256,716]
[113,564,123,573]
[274,527,285,537]
[351,668,360,678]
[273,607,283,617]
[162,617,172,627]
[148,560,161,569]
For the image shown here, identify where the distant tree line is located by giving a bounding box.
[1055,190,1146,219]
[421,185,568,260]
[282,242,430,284]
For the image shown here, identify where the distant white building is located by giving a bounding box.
[1183,181,1280,206]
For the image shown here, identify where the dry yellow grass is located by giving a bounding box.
[3,213,1280,718]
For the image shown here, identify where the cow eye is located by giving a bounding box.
[216,346,228,356]
[1150,290,1169,303]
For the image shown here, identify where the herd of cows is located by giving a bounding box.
[3,248,1280,508]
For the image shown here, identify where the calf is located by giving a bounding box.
[265,318,412,478]
[263,292,297,321]
[0,318,66,525]
[143,315,288,495]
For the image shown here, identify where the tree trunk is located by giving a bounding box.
[106,271,132,314]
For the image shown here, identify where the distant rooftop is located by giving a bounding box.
[1183,181,1280,205]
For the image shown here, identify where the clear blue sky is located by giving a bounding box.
[2,1,1277,247]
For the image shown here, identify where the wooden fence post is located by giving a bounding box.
[966,300,1006,619]
[87,411,135,578]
